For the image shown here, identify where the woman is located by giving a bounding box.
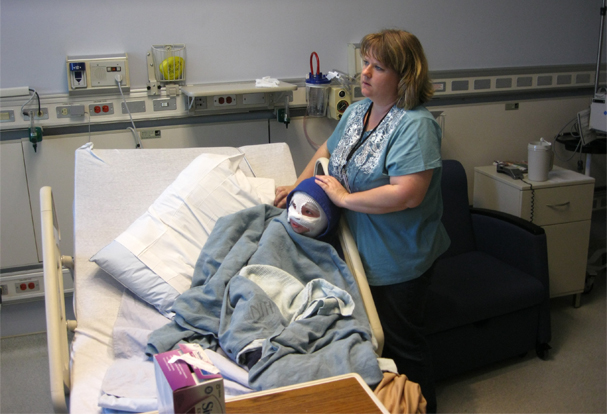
[274,29,449,412]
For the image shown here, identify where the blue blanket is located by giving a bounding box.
[146,204,382,390]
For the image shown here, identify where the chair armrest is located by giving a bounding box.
[471,208,549,288]
[471,207,551,345]
[471,208,545,235]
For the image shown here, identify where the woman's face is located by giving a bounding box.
[360,53,400,106]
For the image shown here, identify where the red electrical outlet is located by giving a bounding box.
[14,278,40,293]
[213,95,237,107]
[89,102,114,116]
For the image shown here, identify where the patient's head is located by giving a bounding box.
[286,177,341,239]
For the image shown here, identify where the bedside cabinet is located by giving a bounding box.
[473,166,595,306]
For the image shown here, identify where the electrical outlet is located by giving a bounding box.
[89,103,114,116]
[57,105,86,118]
[213,95,236,107]
[194,97,207,110]
[15,279,40,294]
[1,268,73,303]
[22,107,49,120]
[0,274,44,302]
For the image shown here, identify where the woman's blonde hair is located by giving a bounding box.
[360,29,434,110]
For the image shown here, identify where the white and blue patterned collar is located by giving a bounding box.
[330,101,405,183]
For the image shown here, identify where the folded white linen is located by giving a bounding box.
[255,76,279,87]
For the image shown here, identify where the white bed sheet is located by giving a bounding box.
[71,143,297,413]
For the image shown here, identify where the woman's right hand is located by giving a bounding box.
[273,184,296,208]
[275,142,330,208]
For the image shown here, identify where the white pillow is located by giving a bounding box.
[90,152,274,317]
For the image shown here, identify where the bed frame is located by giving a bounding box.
[41,143,383,413]
[40,186,76,413]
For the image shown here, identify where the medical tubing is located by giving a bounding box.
[116,78,142,149]
[553,116,583,162]
[594,0,606,96]
[310,52,320,75]
[21,88,41,117]
[86,110,91,143]
[302,114,320,150]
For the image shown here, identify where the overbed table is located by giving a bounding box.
[144,374,389,414]
[226,373,389,414]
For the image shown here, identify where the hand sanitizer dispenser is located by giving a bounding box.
[68,62,87,89]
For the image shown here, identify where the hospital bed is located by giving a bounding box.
[41,142,385,413]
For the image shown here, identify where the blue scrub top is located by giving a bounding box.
[327,98,450,286]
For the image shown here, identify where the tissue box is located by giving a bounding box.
[154,344,225,414]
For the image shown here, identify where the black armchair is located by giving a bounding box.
[424,160,551,380]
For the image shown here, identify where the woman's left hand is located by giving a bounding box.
[314,175,349,208]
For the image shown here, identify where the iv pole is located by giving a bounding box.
[593,0,606,99]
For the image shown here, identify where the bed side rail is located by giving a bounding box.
[315,157,384,356]
[337,217,385,356]
[40,186,76,413]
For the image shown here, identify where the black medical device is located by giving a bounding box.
[496,164,524,179]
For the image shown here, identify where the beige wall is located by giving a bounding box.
[272,95,604,202]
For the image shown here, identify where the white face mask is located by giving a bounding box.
[288,192,328,238]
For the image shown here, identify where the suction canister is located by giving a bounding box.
[305,52,331,117]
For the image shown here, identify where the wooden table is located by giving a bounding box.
[225,373,389,414]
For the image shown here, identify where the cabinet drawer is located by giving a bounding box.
[544,220,591,297]
[523,183,594,226]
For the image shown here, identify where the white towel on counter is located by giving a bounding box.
[256,76,279,87]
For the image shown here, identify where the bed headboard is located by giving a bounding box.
[73,142,298,325]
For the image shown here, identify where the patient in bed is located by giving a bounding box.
[146,176,383,392]
[286,176,341,240]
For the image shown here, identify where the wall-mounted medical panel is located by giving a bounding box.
[66,54,130,96]
[182,81,297,115]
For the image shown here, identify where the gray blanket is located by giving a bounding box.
[146,204,382,390]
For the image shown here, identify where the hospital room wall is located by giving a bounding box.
[0,93,596,337]
[0,2,604,285]
[0,0,601,93]
[272,95,604,199]
[0,94,596,271]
